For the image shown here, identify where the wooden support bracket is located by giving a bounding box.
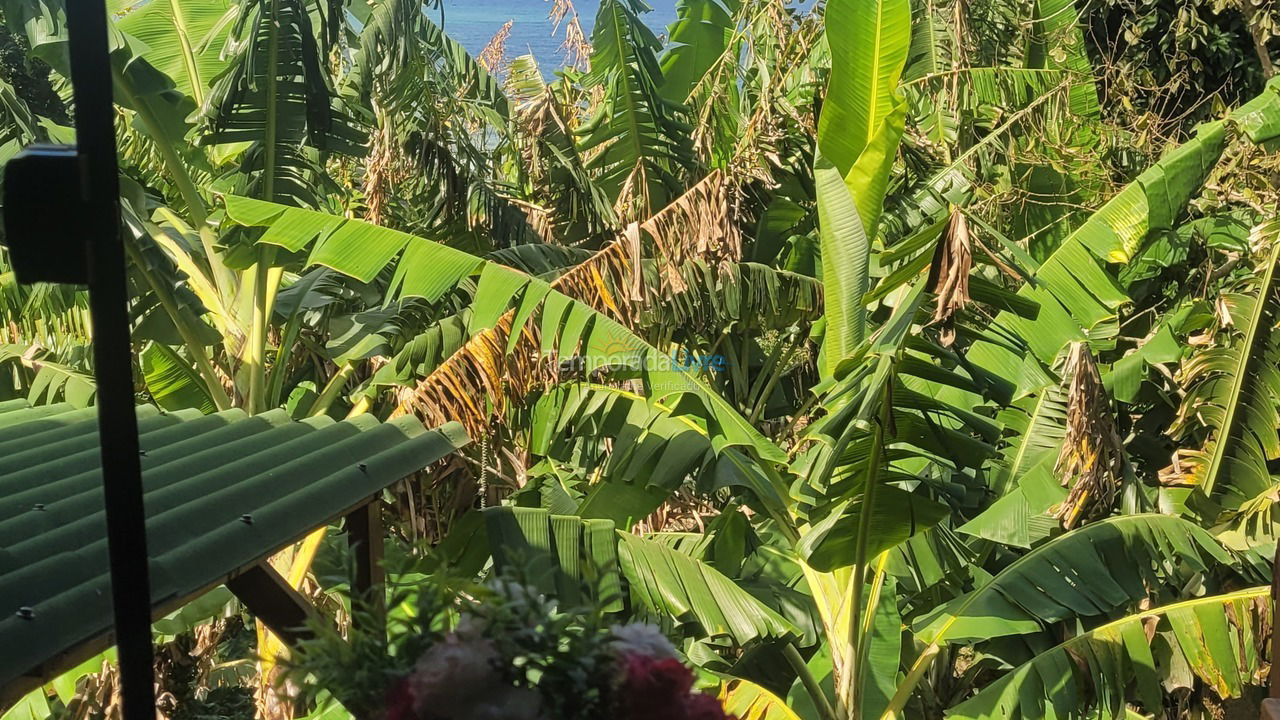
[226,562,318,648]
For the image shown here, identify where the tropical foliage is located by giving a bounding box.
[0,0,1278,717]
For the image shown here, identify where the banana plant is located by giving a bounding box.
[1167,220,1280,547]
[578,0,695,219]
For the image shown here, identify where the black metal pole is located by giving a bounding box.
[64,2,155,719]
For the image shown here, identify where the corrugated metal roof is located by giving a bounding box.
[0,401,468,696]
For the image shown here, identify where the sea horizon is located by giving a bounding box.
[437,0,680,73]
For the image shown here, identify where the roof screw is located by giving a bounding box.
[357,463,368,473]
[16,607,34,620]
[31,503,44,511]
[240,514,253,525]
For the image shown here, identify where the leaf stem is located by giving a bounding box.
[748,331,801,424]
[783,642,837,720]
[247,0,283,414]
[309,362,357,417]
[842,382,890,716]
[110,66,208,227]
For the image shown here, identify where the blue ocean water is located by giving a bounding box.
[437,0,679,73]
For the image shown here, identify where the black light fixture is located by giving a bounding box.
[2,3,155,720]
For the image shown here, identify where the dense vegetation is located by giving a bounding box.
[0,0,1278,717]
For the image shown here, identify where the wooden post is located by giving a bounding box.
[1272,541,1280,696]
[346,501,386,640]
[1265,544,1280,720]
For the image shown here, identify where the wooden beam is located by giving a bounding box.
[345,501,385,640]
[226,563,317,648]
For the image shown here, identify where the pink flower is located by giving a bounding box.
[405,634,542,720]
[408,634,501,716]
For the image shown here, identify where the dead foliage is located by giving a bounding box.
[1053,343,1126,529]
[477,20,514,75]
[548,0,591,71]
[393,235,639,440]
[639,170,742,294]
[515,86,616,246]
[927,209,972,347]
[362,118,406,227]
[633,489,720,534]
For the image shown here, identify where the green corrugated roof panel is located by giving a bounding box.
[0,402,468,695]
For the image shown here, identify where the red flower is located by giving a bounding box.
[614,653,735,720]
[616,653,695,720]
[683,691,735,720]
[384,678,415,720]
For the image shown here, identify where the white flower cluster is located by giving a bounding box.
[608,622,677,660]
[486,579,553,616]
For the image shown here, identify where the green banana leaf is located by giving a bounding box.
[964,80,1280,398]
[948,587,1270,719]
[484,506,623,611]
[718,677,801,720]
[814,0,911,376]
[659,0,740,104]
[580,0,694,213]
[913,515,1232,645]
[111,0,235,104]
[617,530,799,648]
[1169,226,1280,545]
